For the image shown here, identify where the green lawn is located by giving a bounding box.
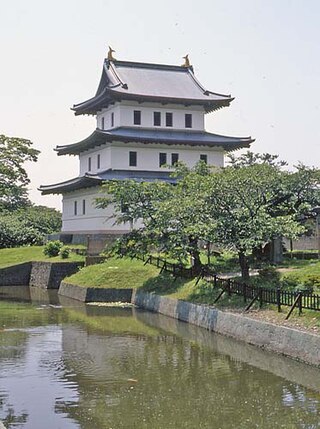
[0,246,85,269]
[65,257,160,289]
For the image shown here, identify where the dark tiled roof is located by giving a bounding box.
[72,59,233,115]
[38,169,176,195]
[56,127,254,156]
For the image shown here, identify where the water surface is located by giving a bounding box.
[0,286,319,429]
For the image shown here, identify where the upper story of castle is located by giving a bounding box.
[39,52,254,196]
[71,54,234,121]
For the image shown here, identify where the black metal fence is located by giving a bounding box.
[139,254,320,313]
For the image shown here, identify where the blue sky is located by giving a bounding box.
[1,0,320,209]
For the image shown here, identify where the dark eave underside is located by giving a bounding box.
[72,91,233,115]
[38,169,176,195]
[56,127,254,156]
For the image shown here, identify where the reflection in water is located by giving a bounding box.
[0,287,319,429]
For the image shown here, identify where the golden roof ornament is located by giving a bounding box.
[107,46,116,61]
[182,54,191,67]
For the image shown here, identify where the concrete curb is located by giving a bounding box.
[58,283,320,367]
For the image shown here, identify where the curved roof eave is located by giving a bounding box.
[55,128,254,156]
[71,90,234,116]
[38,174,102,195]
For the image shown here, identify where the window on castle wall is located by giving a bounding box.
[154,112,161,126]
[129,151,137,167]
[97,154,101,169]
[111,112,114,127]
[88,157,92,171]
[134,110,141,125]
[166,112,173,127]
[82,199,86,215]
[101,117,105,130]
[159,153,167,167]
[200,154,208,164]
[171,153,179,165]
[74,201,77,216]
[185,114,192,128]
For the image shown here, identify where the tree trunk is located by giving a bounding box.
[189,236,202,275]
[239,251,250,282]
[270,237,283,264]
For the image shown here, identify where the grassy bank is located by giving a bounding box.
[66,257,159,289]
[64,256,320,333]
[0,246,85,269]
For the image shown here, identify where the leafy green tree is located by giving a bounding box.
[0,134,39,210]
[0,205,61,248]
[228,151,287,168]
[202,164,306,280]
[97,155,320,280]
[97,164,209,271]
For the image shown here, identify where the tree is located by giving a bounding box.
[0,134,39,211]
[97,155,320,281]
[0,205,62,248]
[96,163,210,272]
[202,164,306,280]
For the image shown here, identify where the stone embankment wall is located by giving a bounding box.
[58,283,320,367]
[0,261,84,289]
[30,262,84,289]
[0,263,32,286]
[59,282,133,302]
[132,290,320,367]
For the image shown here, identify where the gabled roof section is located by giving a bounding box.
[55,127,254,156]
[38,169,176,195]
[72,59,234,115]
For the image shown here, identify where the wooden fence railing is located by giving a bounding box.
[137,254,320,316]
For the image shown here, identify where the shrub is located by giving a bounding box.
[281,274,314,294]
[249,266,281,289]
[59,247,70,259]
[43,240,63,257]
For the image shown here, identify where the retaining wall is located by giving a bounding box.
[0,263,32,286]
[59,282,133,302]
[29,262,84,289]
[58,283,320,367]
[132,290,320,367]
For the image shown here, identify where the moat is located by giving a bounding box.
[0,286,319,429]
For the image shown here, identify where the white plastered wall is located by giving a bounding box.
[79,142,224,175]
[61,186,133,233]
[96,101,205,131]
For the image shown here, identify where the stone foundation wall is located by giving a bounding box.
[59,282,133,302]
[0,263,32,286]
[30,262,84,289]
[132,290,320,367]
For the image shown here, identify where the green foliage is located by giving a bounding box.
[43,240,63,257]
[228,151,287,168]
[248,266,281,289]
[59,247,70,259]
[0,205,61,248]
[97,154,320,281]
[0,134,39,210]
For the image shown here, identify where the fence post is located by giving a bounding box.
[259,289,263,308]
[276,287,281,312]
[298,292,302,315]
[227,279,231,296]
[243,283,247,303]
[213,274,217,288]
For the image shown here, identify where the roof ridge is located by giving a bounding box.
[106,59,192,72]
